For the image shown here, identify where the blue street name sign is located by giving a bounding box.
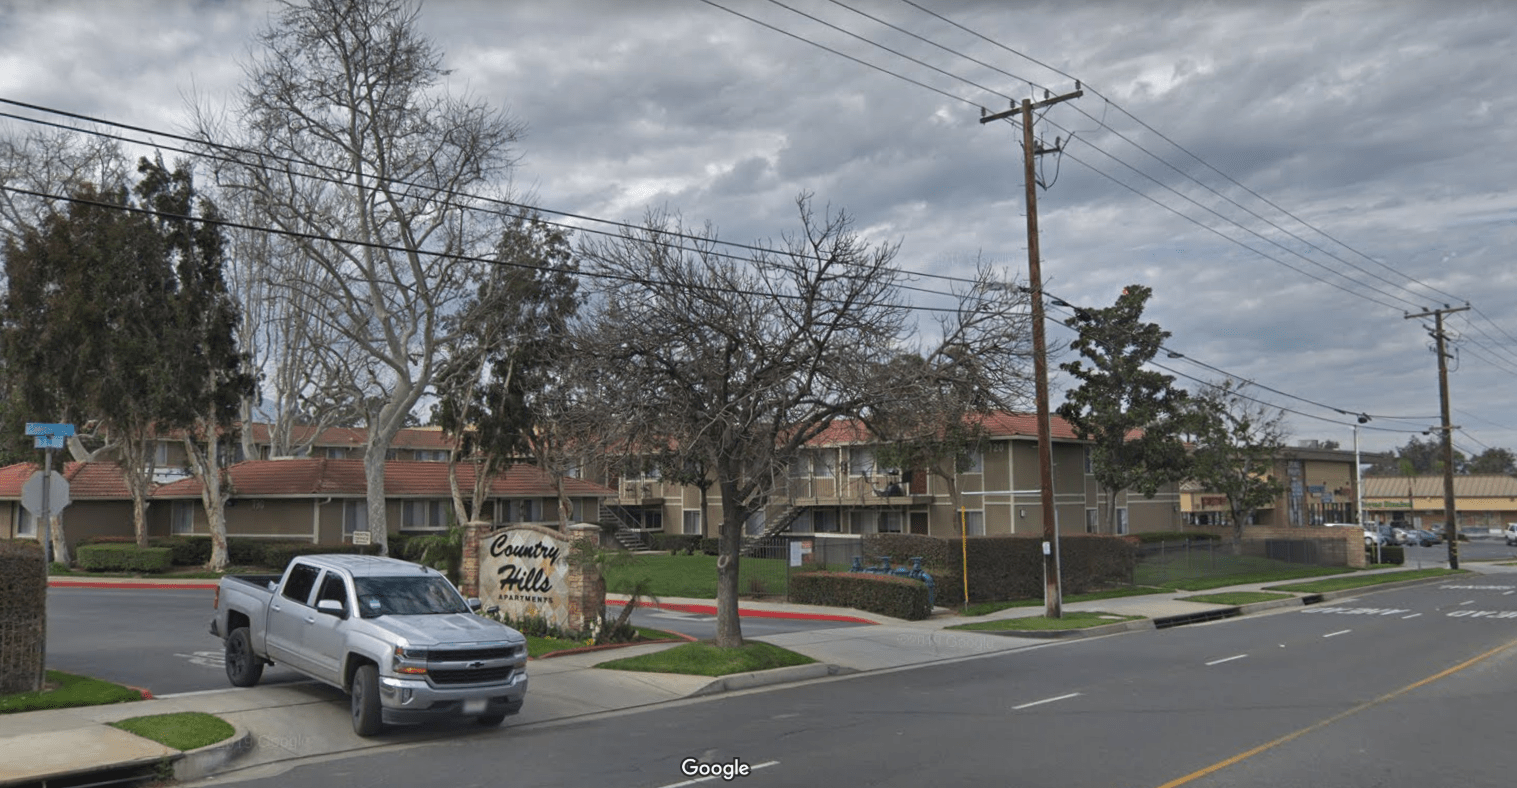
[33,435,66,450]
[25,423,75,437]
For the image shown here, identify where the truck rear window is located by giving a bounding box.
[353,576,469,617]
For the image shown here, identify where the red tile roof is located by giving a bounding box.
[0,462,135,499]
[807,411,1086,446]
[151,459,613,499]
[240,424,456,451]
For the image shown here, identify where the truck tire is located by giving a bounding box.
[350,664,383,737]
[224,628,263,688]
[476,711,507,727]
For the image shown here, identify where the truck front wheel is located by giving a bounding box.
[224,628,263,688]
[350,664,383,737]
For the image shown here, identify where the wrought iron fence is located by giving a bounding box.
[735,534,865,598]
[1133,535,1349,586]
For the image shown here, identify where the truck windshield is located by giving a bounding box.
[352,576,469,617]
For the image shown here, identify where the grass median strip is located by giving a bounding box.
[0,670,144,714]
[110,712,235,751]
[947,611,1144,632]
[595,641,816,676]
[1264,567,1465,593]
[961,586,1166,617]
[1176,591,1295,605]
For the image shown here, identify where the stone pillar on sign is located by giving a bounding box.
[566,524,604,632]
[461,519,492,600]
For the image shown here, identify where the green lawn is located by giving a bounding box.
[0,670,144,714]
[602,553,793,599]
[1137,552,1353,591]
[961,586,1166,616]
[1265,568,1465,593]
[110,712,235,751]
[1176,591,1295,606]
[595,641,816,676]
[948,611,1143,632]
[527,626,684,658]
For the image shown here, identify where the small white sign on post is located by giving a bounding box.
[788,539,803,567]
[350,529,372,546]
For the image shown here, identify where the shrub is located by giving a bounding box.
[648,534,701,555]
[259,541,381,572]
[1368,545,1405,565]
[75,544,173,573]
[790,571,932,620]
[863,532,1137,606]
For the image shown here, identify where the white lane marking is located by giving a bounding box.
[1013,692,1081,710]
[1205,654,1248,666]
[1460,600,1474,605]
[175,651,225,668]
[657,760,779,788]
[1505,591,1515,596]
[1324,629,1352,638]
[1402,613,1423,619]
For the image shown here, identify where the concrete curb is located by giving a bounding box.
[689,663,842,697]
[171,720,255,781]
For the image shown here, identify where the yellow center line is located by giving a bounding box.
[1153,636,1517,788]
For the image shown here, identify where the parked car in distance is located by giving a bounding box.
[1505,523,1517,546]
[1404,529,1438,547]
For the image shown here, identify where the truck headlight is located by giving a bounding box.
[393,645,428,675]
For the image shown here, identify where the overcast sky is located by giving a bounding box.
[2,0,1514,457]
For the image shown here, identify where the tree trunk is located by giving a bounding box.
[48,513,69,566]
[363,453,389,555]
[714,479,744,648]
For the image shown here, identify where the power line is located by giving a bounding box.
[0,99,986,304]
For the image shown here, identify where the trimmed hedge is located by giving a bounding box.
[1,540,47,694]
[76,544,173,573]
[1134,531,1221,544]
[790,571,932,620]
[1369,545,1406,565]
[863,532,1137,606]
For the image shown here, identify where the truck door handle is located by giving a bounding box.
[271,604,281,612]
[305,616,316,624]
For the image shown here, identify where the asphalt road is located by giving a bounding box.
[42,588,857,696]
[205,577,1517,788]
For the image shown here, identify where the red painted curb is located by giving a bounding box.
[608,600,875,625]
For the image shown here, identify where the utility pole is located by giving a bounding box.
[1404,304,1469,570]
[981,85,1082,618]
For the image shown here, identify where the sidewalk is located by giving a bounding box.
[2,563,1485,787]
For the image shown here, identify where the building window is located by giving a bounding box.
[880,511,903,533]
[506,499,542,523]
[683,510,702,535]
[745,510,765,537]
[814,450,835,478]
[343,500,368,537]
[849,447,874,477]
[326,447,347,459]
[790,511,813,533]
[154,442,170,467]
[849,510,875,534]
[813,510,839,533]
[413,450,447,462]
[1116,508,1129,536]
[962,510,985,536]
[403,500,449,530]
[788,455,811,479]
[963,449,984,474]
[384,449,399,460]
[1084,446,1094,474]
[17,508,35,538]
[171,501,195,535]
[1086,508,1098,534]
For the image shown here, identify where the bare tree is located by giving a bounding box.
[571,195,910,648]
[205,0,525,552]
[871,262,1035,516]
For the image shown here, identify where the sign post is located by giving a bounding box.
[24,423,74,564]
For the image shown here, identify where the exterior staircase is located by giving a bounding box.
[598,503,651,551]
[739,504,805,557]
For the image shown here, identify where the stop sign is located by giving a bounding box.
[21,470,70,518]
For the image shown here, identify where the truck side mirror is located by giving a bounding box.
[467,597,483,612]
[317,599,347,618]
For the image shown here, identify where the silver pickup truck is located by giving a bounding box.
[209,554,528,736]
